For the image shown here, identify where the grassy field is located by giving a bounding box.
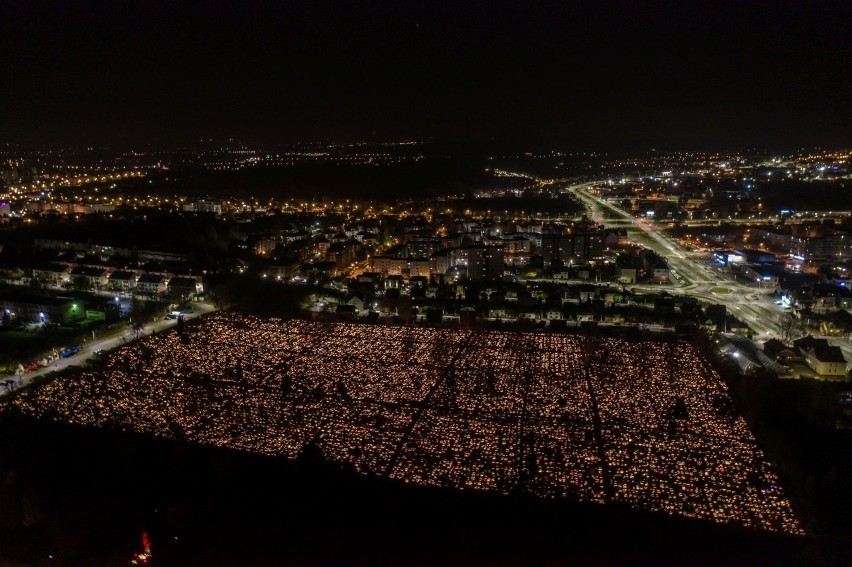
[0,330,87,371]
[710,287,732,294]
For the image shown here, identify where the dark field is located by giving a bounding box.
[0,418,831,567]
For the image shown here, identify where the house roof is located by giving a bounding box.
[762,338,788,356]
[34,263,69,273]
[109,270,136,281]
[169,277,198,287]
[794,336,847,363]
[137,274,165,284]
[70,266,107,277]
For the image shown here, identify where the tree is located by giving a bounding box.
[208,286,228,310]
[28,277,45,292]
[777,313,802,344]
[130,299,151,339]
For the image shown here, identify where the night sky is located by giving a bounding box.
[1,1,849,149]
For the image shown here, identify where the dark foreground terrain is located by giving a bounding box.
[0,416,840,567]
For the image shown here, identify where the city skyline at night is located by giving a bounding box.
[0,2,849,565]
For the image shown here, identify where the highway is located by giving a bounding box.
[569,182,852,363]
[568,183,794,340]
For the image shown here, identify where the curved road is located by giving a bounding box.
[568,183,822,342]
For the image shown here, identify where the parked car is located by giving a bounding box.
[23,361,45,373]
[59,346,82,358]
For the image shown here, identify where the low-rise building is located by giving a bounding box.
[1,294,85,324]
[385,275,404,289]
[762,338,801,363]
[518,306,541,320]
[545,309,563,320]
[182,200,225,214]
[488,305,512,319]
[136,273,169,295]
[268,259,302,280]
[32,263,71,285]
[741,264,780,287]
[138,250,188,263]
[108,270,139,292]
[70,266,110,289]
[168,276,203,299]
[304,261,339,279]
[793,336,848,376]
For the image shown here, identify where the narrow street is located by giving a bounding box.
[1,302,216,397]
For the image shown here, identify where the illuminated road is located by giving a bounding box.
[1,301,216,397]
[570,182,852,362]
[569,183,792,341]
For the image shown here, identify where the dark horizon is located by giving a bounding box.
[1,136,848,157]
[1,1,850,150]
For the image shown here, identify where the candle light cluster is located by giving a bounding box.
[4,313,802,534]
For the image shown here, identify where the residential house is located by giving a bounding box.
[793,336,848,376]
[545,309,563,321]
[518,306,542,321]
[268,259,302,280]
[168,276,203,299]
[108,270,139,292]
[32,263,71,285]
[70,266,110,289]
[136,273,169,295]
[762,338,801,364]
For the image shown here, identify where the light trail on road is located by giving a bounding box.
[569,183,785,341]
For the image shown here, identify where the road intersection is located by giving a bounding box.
[570,183,791,338]
[569,182,852,362]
